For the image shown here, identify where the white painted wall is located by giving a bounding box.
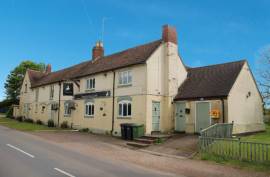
[228,62,265,134]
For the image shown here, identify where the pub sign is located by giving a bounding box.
[63,83,74,96]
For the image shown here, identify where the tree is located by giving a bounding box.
[4,60,45,102]
[257,46,270,107]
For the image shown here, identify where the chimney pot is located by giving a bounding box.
[45,64,52,73]
[162,25,177,45]
[92,41,104,60]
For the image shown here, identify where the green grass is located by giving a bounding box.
[0,117,60,131]
[241,124,270,144]
[199,153,270,172]
[198,124,270,172]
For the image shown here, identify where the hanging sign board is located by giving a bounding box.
[63,83,74,96]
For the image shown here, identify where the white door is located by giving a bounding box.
[152,102,160,131]
[196,102,210,133]
[175,102,186,132]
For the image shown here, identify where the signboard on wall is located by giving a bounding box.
[63,83,74,96]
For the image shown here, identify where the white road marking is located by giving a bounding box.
[6,144,35,158]
[54,168,76,177]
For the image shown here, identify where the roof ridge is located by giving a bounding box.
[43,39,162,76]
[188,59,246,70]
[100,39,162,59]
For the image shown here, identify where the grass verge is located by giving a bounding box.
[198,153,270,172]
[197,124,270,173]
[0,117,60,131]
[240,124,270,143]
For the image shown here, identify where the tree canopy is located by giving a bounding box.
[4,60,45,102]
[257,46,270,107]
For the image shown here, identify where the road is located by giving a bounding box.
[0,126,179,177]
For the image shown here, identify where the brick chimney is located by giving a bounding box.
[162,25,177,45]
[92,41,104,60]
[45,64,52,74]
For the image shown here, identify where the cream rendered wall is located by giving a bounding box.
[183,99,228,133]
[59,64,148,134]
[19,71,34,118]
[228,62,265,134]
[59,98,113,133]
[79,72,114,94]
[146,42,187,133]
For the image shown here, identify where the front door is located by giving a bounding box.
[196,102,210,132]
[152,102,160,131]
[175,102,186,132]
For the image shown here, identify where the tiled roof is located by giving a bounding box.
[174,60,246,101]
[29,39,162,88]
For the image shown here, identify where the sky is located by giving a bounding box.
[0,0,270,101]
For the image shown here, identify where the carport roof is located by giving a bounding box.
[174,60,246,101]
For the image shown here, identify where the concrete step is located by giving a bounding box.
[126,142,150,148]
[134,138,155,144]
[143,134,172,140]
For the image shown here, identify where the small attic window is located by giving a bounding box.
[24,83,28,93]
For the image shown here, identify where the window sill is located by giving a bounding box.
[64,114,71,117]
[85,89,95,92]
[117,84,132,88]
[117,116,132,119]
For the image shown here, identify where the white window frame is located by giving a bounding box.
[118,70,132,86]
[86,78,95,90]
[85,102,94,117]
[64,102,71,116]
[118,100,132,118]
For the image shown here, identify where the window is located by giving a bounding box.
[35,89,39,102]
[118,71,132,86]
[86,78,95,90]
[85,102,94,117]
[49,85,54,100]
[35,104,38,113]
[64,102,71,116]
[118,100,131,117]
[25,83,28,93]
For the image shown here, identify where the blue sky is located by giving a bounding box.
[0,0,269,100]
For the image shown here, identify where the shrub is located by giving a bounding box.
[47,119,54,127]
[36,119,43,125]
[24,118,34,123]
[16,116,23,122]
[60,121,69,129]
[5,107,13,118]
[79,128,89,132]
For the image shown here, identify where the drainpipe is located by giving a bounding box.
[111,71,116,135]
[221,98,225,123]
[57,82,61,127]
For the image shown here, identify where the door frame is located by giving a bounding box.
[152,101,161,132]
[174,101,186,132]
[195,101,211,133]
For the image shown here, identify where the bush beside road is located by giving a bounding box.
[0,117,60,131]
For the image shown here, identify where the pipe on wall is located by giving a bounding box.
[111,71,116,135]
[58,82,61,127]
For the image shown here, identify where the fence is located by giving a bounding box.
[200,123,233,138]
[199,136,270,162]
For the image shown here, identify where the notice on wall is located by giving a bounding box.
[210,109,220,119]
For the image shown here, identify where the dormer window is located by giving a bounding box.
[86,78,95,90]
[118,70,132,86]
